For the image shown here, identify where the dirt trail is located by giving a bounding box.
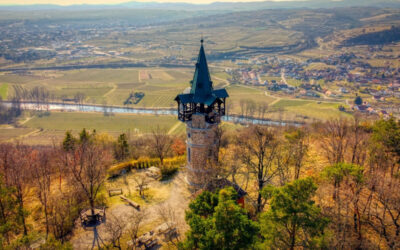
[167,121,182,135]
[103,83,117,98]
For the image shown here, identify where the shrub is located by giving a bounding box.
[160,165,179,180]
[107,156,185,178]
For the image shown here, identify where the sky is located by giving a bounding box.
[0,0,300,6]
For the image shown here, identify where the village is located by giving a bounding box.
[226,49,400,118]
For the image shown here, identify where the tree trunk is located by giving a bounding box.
[90,199,95,217]
[257,178,263,213]
[290,223,296,250]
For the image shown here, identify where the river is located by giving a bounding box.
[3,101,302,127]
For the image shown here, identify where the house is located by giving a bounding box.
[353,105,368,112]
[339,87,349,94]
[373,95,385,101]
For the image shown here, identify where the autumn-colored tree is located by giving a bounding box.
[320,119,349,165]
[31,149,53,239]
[65,129,112,216]
[150,126,173,165]
[171,137,186,156]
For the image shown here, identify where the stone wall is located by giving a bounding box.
[186,113,219,187]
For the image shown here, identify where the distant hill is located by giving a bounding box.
[341,26,400,47]
[1,0,400,11]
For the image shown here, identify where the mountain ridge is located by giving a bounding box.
[1,0,399,11]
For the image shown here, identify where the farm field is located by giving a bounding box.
[9,112,184,145]
[0,67,231,108]
[24,112,183,133]
[271,98,351,121]
[0,127,37,142]
[1,112,245,145]
[0,83,8,99]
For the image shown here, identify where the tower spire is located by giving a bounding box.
[191,37,212,98]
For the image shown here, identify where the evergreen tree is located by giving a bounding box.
[62,131,76,152]
[354,96,363,105]
[260,178,329,250]
[180,188,259,250]
[79,128,90,144]
[0,175,20,247]
[372,117,400,158]
[114,133,130,161]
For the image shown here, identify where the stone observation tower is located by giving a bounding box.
[175,39,229,187]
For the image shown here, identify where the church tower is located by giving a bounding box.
[175,39,229,187]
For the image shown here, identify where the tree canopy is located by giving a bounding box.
[260,178,329,250]
[180,187,259,250]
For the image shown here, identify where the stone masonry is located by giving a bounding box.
[186,114,219,187]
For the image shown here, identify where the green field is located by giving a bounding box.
[271,99,351,121]
[0,83,8,99]
[0,127,36,142]
[0,67,256,110]
[3,112,246,145]
[226,85,277,113]
[1,112,186,145]
[24,112,182,133]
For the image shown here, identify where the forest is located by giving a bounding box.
[0,115,399,249]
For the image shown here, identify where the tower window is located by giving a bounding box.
[188,133,191,138]
[188,148,191,163]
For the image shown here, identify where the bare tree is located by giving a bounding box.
[226,100,233,117]
[104,212,127,249]
[320,119,350,164]
[238,125,279,213]
[157,203,181,247]
[287,128,309,180]
[66,141,112,216]
[246,99,256,120]
[4,144,31,236]
[349,115,369,166]
[31,148,53,238]
[257,102,268,120]
[48,188,85,242]
[74,92,86,106]
[150,126,173,165]
[239,99,246,118]
[127,210,147,249]
[133,174,150,198]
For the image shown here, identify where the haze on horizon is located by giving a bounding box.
[0,0,305,6]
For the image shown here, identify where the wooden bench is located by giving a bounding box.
[135,231,158,249]
[120,195,140,209]
[155,223,178,241]
[108,188,123,197]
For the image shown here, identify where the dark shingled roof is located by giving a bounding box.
[175,40,229,106]
[204,178,247,198]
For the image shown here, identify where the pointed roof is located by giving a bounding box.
[190,39,213,97]
[175,39,229,106]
